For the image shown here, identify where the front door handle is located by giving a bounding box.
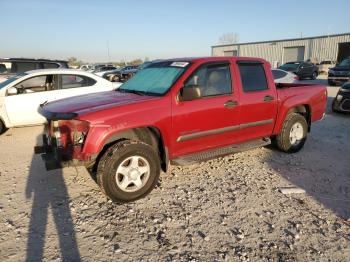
[224,100,238,108]
[263,95,274,102]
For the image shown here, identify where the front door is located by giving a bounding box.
[171,62,241,158]
[4,74,59,126]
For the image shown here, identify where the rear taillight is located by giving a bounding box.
[294,76,299,80]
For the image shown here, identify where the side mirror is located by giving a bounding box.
[179,85,201,101]
[7,87,18,95]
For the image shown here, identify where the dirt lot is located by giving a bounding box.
[0,78,349,262]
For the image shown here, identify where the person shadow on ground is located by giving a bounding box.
[25,135,81,261]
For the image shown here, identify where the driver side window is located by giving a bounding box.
[184,63,232,98]
[12,75,54,95]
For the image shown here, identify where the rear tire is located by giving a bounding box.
[96,140,160,203]
[311,71,317,80]
[276,113,308,153]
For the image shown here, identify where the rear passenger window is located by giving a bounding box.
[272,70,287,79]
[60,75,96,89]
[43,63,59,69]
[14,62,38,73]
[238,63,268,92]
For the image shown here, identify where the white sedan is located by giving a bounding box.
[0,69,121,133]
[272,69,299,83]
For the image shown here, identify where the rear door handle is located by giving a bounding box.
[263,95,274,102]
[224,100,238,108]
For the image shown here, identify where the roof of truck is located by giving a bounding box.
[158,57,268,63]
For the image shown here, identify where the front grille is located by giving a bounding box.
[341,99,350,111]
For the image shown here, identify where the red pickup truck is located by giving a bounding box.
[36,57,327,203]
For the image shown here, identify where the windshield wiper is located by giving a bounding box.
[117,89,145,96]
[117,89,162,96]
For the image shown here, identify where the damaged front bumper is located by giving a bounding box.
[34,133,94,171]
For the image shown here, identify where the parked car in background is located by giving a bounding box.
[93,65,117,74]
[36,57,327,203]
[332,82,350,113]
[328,57,350,86]
[102,65,139,82]
[0,69,121,134]
[272,69,298,83]
[78,64,93,71]
[85,64,114,73]
[318,60,336,74]
[0,58,68,83]
[279,61,318,80]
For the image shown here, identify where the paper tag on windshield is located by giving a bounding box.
[171,62,189,67]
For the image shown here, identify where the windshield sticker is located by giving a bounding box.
[171,62,189,67]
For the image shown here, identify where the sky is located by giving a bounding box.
[1,0,349,62]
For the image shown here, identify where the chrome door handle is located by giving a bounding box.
[224,100,238,108]
[263,95,274,102]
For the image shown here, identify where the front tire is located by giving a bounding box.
[328,79,335,86]
[96,140,160,203]
[276,113,308,153]
[332,99,342,113]
[0,120,7,135]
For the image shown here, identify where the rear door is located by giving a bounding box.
[171,61,241,157]
[236,60,278,141]
[300,62,313,78]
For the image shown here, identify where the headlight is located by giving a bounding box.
[328,69,334,75]
[58,120,90,147]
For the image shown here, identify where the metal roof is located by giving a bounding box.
[0,57,68,62]
[212,32,350,48]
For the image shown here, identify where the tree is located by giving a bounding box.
[218,33,239,45]
[67,57,83,67]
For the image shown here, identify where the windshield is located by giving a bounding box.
[0,73,26,89]
[339,58,350,67]
[279,63,299,71]
[118,61,189,95]
[138,62,152,70]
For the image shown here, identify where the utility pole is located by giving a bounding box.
[107,40,110,63]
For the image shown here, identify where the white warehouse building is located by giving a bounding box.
[211,33,350,68]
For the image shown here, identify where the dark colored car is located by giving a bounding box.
[332,82,350,113]
[0,58,68,82]
[102,65,139,82]
[93,65,117,73]
[328,58,350,86]
[279,61,318,80]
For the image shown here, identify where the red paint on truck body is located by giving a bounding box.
[41,57,327,164]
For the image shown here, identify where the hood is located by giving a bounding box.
[41,91,159,117]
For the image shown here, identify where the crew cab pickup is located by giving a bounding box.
[35,57,327,203]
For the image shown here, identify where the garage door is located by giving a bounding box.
[223,50,238,56]
[283,46,305,63]
[337,42,350,62]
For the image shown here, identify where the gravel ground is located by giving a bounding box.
[0,78,349,262]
